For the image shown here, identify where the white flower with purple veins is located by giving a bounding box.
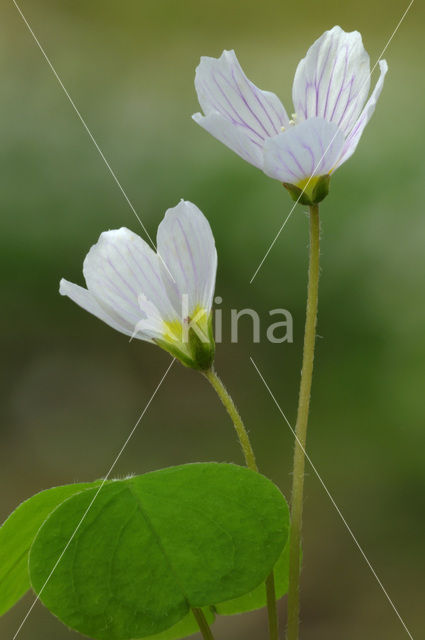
[193,26,388,205]
[60,201,217,370]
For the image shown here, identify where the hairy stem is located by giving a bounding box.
[203,368,258,472]
[204,368,279,640]
[286,205,320,640]
[192,608,215,640]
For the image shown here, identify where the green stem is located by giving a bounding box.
[203,368,279,640]
[192,607,215,640]
[203,368,258,472]
[286,205,320,640]
[266,572,279,640]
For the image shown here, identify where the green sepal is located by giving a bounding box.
[312,173,331,203]
[283,174,330,206]
[155,338,195,369]
[155,313,215,371]
[188,326,215,371]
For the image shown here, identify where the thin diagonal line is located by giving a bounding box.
[372,0,415,62]
[250,356,415,640]
[250,0,415,284]
[250,207,294,283]
[12,0,154,248]
[12,0,177,283]
[12,358,176,640]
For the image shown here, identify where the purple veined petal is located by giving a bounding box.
[334,60,388,170]
[192,111,264,169]
[292,26,371,137]
[263,117,345,184]
[194,49,289,150]
[82,228,176,331]
[157,200,217,316]
[59,279,136,339]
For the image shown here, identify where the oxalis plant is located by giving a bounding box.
[0,26,387,640]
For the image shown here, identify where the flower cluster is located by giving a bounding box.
[61,26,387,366]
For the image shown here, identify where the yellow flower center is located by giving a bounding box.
[162,305,209,346]
[295,175,322,193]
[157,305,215,371]
[162,317,184,343]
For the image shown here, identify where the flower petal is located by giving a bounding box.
[82,228,176,332]
[130,292,173,341]
[334,60,388,169]
[192,111,264,169]
[59,279,136,338]
[193,50,289,165]
[157,200,217,315]
[292,26,371,136]
[263,117,345,184]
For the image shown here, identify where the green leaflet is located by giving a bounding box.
[144,544,292,637]
[0,481,99,616]
[215,540,290,615]
[29,463,289,640]
[143,608,215,640]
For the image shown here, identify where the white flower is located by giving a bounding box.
[193,26,387,204]
[60,200,217,370]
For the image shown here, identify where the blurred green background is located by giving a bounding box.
[1,0,424,638]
